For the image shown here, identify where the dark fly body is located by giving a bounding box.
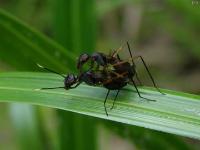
[37,42,164,116]
[76,42,164,115]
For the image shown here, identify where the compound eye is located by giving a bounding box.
[77,54,90,69]
[68,74,75,82]
[91,53,98,60]
[80,54,89,62]
[91,56,97,61]
[64,74,74,88]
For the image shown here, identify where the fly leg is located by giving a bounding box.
[104,90,110,116]
[133,56,165,95]
[110,90,120,110]
[131,78,156,102]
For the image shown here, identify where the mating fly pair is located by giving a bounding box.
[38,42,164,116]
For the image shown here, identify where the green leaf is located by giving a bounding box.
[52,0,97,149]
[0,8,75,71]
[0,8,97,150]
[0,8,75,150]
[0,72,200,140]
[53,0,96,53]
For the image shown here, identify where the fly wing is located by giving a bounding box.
[102,71,128,85]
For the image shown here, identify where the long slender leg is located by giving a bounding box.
[117,54,121,61]
[39,83,80,90]
[131,78,156,102]
[126,42,143,86]
[39,81,81,90]
[110,90,120,110]
[135,71,143,86]
[104,90,110,116]
[135,56,165,95]
[126,42,134,65]
[39,87,65,90]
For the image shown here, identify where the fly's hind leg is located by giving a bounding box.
[110,89,120,110]
[104,90,110,116]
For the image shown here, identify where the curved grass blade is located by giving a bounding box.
[0,9,75,71]
[0,9,76,150]
[52,0,97,149]
[0,72,200,140]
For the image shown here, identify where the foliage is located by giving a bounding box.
[0,0,200,149]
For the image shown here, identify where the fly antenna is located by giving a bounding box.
[37,63,65,78]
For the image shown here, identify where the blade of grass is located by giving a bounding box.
[52,0,96,53]
[0,7,97,150]
[53,0,81,52]
[0,8,75,71]
[53,1,80,149]
[0,8,74,150]
[0,72,200,140]
[52,0,97,149]
[80,0,96,52]
[0,5,197,149]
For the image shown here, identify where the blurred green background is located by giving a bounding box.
[0,0,199,150]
